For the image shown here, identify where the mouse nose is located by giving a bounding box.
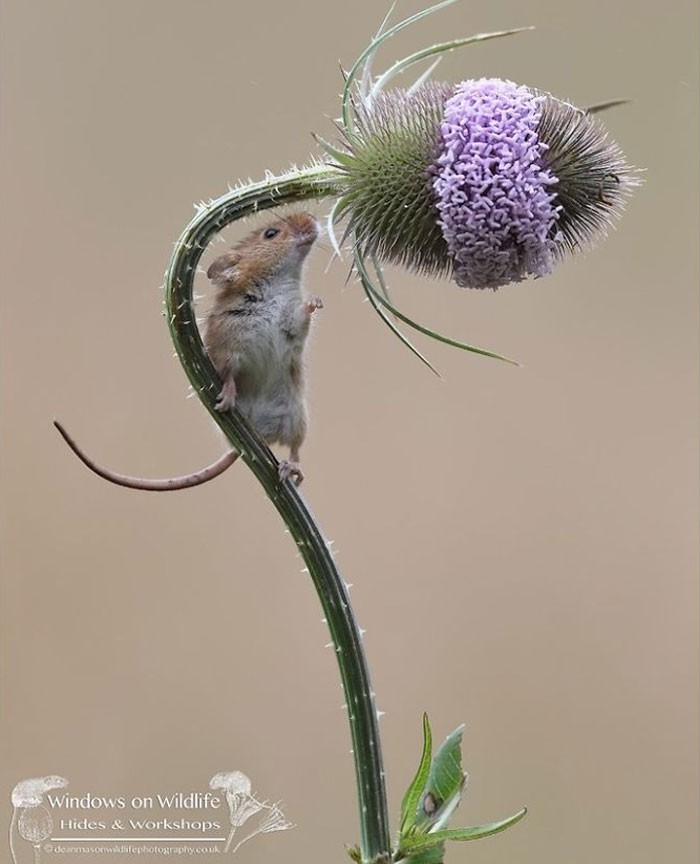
[293,213,319,246]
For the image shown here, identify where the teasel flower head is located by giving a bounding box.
[324,45,636,294]
[312,1,638,364]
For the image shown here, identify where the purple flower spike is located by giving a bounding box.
[433,79,561,289]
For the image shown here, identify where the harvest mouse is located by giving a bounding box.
[55,212,322,488]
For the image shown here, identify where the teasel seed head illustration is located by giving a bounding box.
[17,805,53,846]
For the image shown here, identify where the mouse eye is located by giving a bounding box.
[263,227,280,240]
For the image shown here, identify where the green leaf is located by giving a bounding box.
[585,99,630,115]
[360,270,441,377]
[399,714,434,836]
[370,28,533,97]
[400,808,528,854]
[342,0,461,129]
[311,133,356,168]
[400,843,445,864]
[413,725,466,834]
[366,254,519,366]
[354,249,518,367]
[394,720,527,861]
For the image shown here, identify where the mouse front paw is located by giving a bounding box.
[305,296,324,315]
[278,460,304,486]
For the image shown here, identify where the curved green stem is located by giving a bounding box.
[164,163,391,863]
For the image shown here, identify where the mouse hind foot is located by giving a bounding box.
[278,459,303,485]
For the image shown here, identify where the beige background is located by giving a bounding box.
[1,1,698,863]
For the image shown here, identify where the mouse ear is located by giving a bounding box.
[207,252,240,285]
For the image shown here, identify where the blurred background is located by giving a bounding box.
[1,1,697,862]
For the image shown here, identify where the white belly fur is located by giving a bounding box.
[233,293,308,447]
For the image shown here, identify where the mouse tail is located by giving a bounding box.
[53,420,238,491]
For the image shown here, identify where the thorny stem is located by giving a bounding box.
[165,162,392,864]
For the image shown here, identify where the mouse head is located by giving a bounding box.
[207,212,318,291]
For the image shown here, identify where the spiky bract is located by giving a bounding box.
[537,95,635,253]
[333,82,454,277]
